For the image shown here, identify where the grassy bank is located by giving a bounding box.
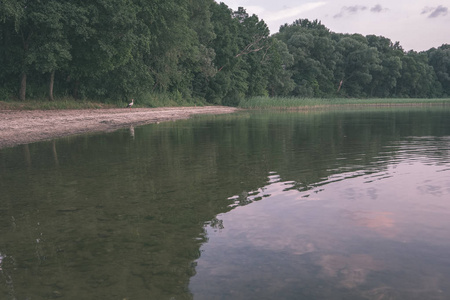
[0,98,119,110]
[4,96,450,111]
[0,93,206,110]
[239,97,450,109]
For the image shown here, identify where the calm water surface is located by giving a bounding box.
[1,108,450,299]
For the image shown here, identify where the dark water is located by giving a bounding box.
[1,108,450,300]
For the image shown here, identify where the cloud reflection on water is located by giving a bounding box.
[192,153,450,298]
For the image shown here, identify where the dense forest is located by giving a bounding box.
[1,0,449,105]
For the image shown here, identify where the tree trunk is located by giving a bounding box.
[23,144,31,167]
[52,140,59,166]
[73,80,80,99]
[19,72,27,101]
[20,31,31,101]
[49,70,55,101]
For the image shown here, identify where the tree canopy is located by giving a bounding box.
[0,1,448,104]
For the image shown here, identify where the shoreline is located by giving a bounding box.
[0,106,239,149]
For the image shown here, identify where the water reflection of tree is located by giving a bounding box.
[0,109,449,299]
[208,218,224,230]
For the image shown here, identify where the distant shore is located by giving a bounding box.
[2,97,450,149]
[239,97,450,109]
[0,106,238,149]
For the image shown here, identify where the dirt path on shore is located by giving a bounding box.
[0,106,239,149]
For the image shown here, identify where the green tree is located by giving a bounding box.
[234,7,271,98]
[0,0,24,98]
[3,1,449,103]
[365,35,403,97]
[0,0,31,100]
[26,1,71,101]
[266,38,295,96]
[396,51,441,97]
[141,0,195,96]
[1,0,76,100]
[275,19,337,97]
[428,44,450,96]
[188,0,217,100]
[206,4,274,105]
[206,3,242,104]
[334,34,381,97]
[65,0,137,99]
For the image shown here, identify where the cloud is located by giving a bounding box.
[422,5,448,18]
[334,5,367,18]
[334,4,389,18]
[245,5,265,15]
[265,2,327,22]
[318,254,384,288]
[370,4,388,13]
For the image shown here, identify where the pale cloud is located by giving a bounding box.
[334,4,389,18]
[244,5,265,15]
[371,4,388,13]
[265,2,327,22]
[344,5,368,13]
[422,5,449,18]
[318,254,384,288]
[334,5,367,18]
[344,210,397,238]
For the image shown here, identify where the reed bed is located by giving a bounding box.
[239,97,450,109]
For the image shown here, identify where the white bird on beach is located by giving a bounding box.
[126,99,134,108]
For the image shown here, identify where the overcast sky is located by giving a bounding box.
[218,0,450,52]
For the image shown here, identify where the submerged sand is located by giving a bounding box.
[0,106,238,149]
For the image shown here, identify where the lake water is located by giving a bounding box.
[1,108,450,299]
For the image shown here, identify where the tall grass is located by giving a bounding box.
[0,92,207,110]
[239,96,450,109]
[136,91,205,108]
[0,97,118,110]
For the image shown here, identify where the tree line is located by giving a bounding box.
[1,0,449,105]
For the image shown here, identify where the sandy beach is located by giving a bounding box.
[0,106,239,149]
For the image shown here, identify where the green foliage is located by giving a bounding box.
[428,44,450,96]
[0,2,448,106]
[276,19,337,97]
[396,51,442,97]
[135,92,206,108]
[274,19,446,99]
[266,39,295,96]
